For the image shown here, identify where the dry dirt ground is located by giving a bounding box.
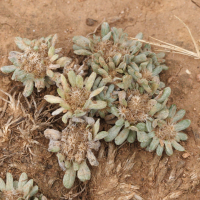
[1,0,200,199]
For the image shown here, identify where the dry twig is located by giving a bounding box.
[130,15,200,59]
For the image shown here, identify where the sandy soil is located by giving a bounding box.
[0,0,200,199]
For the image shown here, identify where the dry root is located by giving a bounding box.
[0,89,55,153]
[148,154,200,200]
[88,143,143,200]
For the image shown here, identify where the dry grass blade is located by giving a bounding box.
[130,15,200,60]
[174,15,200,57]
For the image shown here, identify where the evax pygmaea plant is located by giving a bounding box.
[44,71,107,123]
[44,118,108,189]
[140,104,191,156]
[1,34,71,97]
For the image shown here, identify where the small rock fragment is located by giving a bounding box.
[196,74,200,81]
[86,18,97,26]
[182,152,190,158]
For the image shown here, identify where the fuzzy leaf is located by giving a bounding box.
[156,144,164,156]
[172,109,186,123]
[48,140,60,152]
[74,49,92,55]
[115,128,130,145]
[156,109,169,119]
[177,132,188,141]
[127,130,137,143]
[115,118,125,126]
[102,31,112,41]
[23,80,34,97]
[74,110,87,117]
[29,185,38,197]
[18,173,28,189]
[48,46,55,58]
[51,34,58,47]
[56,57,72,67]
[63,166,76,189]
[73,36,90,49]
[101,22,110,37]
[104,125,123,142]
[136,123,146,131]
[94,131,108,141]
[15,37,28,50]
[44,95,62,104]
[149,137,160,151]
[73,162,80,171]
[146,120,152,132]
[0,178,6,191]
[60,74,70,92]
[140,139,151,148]
[77,161,91,182]
[99,56,109,72]
[67,71,76,87]
[171,140,185,151]
[93,119,100,136]
[135,32,143,39]
[89,86,105,99]
[65,160,71,169]
[87,149,99,166]
[88,100,107,109]
[157,87,171,103]
[6,173,13,191]
[1,65,17,73]
[62,111,73,123]
[123,75,132,91]
[137,131,150,143]
[174,120,191,132]
[164,141,173,156]
[110,106,119,117]
[168,104,177,118]
[149,103,162,116]
[22,179,33,197]
[76,75,84,88]
[152,66,163,76]
[113,53,122,66]
[57,88,65,99]
[133,54,147,63]
[86,72,97,91]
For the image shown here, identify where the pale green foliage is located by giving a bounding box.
[139,105,190,156]
[0,172,39,200]
[1,35,71,97]
[73,22,168,93]
[44,118,108,189]
[105,87,171,145]
[44,71,107,123]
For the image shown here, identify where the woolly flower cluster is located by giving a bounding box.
[1,22,191,190]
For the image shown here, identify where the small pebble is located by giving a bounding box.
[186,69,191,74]
[86,18,97,26]
[182,152,190,159]
[196,74,200,81]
